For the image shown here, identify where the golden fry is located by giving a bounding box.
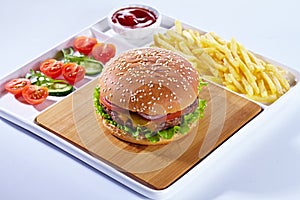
[152,21,291,104]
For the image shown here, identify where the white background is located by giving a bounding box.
[1,0,300,199]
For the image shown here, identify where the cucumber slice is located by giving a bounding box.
[80,59,103,75]
[47,82,74,96]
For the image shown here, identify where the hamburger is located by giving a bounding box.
[94,47,207,145]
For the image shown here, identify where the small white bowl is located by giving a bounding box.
[107,4,162,41]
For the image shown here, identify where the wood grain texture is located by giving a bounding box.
[35,78,262,190]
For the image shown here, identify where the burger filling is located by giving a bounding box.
[93,81,207,143]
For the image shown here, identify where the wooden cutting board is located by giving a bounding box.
[35,78,262,190]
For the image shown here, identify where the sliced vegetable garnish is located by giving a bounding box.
[62,48,103,75]
[46,82,74,96]
[4,78,31,95]
[40,59,63,78]
[62,63,85,84]
[22,85,48,105]
[26,69,74,96]
[74,36,97,55]
[92,43,116,64]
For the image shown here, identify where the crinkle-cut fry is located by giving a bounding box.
[261,71,277,94]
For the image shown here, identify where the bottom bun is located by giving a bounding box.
[96,112,197,146]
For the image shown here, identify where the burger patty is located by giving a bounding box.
[101,97,199,132]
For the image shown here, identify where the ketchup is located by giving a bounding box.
[111,7,157,29]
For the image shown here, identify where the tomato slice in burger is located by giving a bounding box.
[5,78,31,95]
[22,85,48,105]
[40,59,63,78]
[92,43,116,64]
[62,63,85,84]
[74,36,98,55]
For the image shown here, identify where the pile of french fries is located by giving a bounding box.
[152,20,291,104]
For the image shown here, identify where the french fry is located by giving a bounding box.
[261,71,276,94]
[175,20,182,34]
[258,79,268,98]
[152,21,292,104]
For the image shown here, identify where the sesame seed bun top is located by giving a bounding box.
[98,47,199,116]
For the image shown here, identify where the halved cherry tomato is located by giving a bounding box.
[22,85,48,105]
[74,36,98,55]
[62,63,85,84]
[40,59,63,78]
[5,78,31,95]
[92,43,116,64]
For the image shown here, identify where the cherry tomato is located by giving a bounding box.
[73,36,98,55]
[40,59,63,78]
[92,43,116,64]
[62,63,85,84]
[22,85,48,105]
[4,78,31,95]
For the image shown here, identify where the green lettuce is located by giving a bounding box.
[93,81,207,143]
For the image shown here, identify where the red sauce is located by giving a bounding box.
[111,7,157,29]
